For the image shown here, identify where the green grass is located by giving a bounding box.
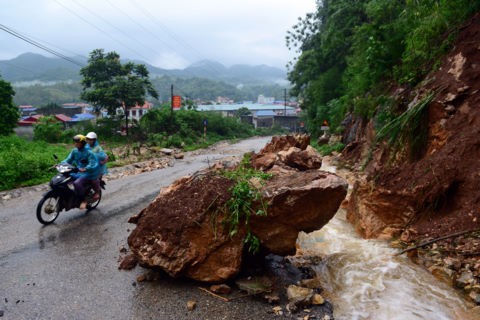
[0,135,70,191]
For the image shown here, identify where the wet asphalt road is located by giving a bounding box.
[0,137,281,320]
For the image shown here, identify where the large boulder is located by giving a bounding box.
[251,170,348,255]
[126,135,348,282]
[127,173,244,282]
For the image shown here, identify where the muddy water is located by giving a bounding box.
[296,164,477,320]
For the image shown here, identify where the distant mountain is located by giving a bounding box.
[0,53,286,85]
[0,53,85,82]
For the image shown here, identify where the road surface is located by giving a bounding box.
[0,137,280,320]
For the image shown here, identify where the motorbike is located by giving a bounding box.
[36,159,106,225]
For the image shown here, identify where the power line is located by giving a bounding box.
[128,0,225,77]
[105,0,183,59]
[68,0,162,62]
[0,24,84,67]
[53,0,152,63]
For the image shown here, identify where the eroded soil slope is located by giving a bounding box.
[342,13,480,304]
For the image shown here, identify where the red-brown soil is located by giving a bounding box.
[341,13,480,304]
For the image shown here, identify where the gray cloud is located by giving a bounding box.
[0,0,316,69]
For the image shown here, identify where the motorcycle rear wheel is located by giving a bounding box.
[37,193,60,225]
[86,188,101,211]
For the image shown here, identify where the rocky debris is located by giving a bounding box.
[262,254,333,317]
[209,284,232,294]
[286,285,315,311]
[0,185,48,203]
[251,134,319,171]
[159,148,173,155]
[125,135,348,282]
[235,277,273,295]
[118,253,138,270]
[394,231,480,305]
[105,158,173,180]
[317,135,330,146]
[186,300,196,311]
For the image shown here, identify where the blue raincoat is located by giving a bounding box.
[62,146,100,180]
[86,140,108,176]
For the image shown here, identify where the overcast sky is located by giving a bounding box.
[0,0,316,69]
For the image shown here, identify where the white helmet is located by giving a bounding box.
[86,132,97,139]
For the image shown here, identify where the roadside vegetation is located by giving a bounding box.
[0,135,70,190]
[0,108,284,191]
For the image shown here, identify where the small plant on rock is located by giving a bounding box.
[221,153,271,253]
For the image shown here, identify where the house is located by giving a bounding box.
[253,110,276,128]
[17,114,43,126]
[62,103,91,115]
[18,105,37,116]
[197,103,296,117]
[16,114,73,139]
[17,114,72,127]
[196,103,301,130]
[69,113,96,123]
[127,102,153,121]
[257,95,275,104]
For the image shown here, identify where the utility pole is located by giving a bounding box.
[170,84,174,129]
[171,84,174,116]
[284,88,287,116]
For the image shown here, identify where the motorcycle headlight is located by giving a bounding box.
[57,164,71,173]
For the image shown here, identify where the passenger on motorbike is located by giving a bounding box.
[62,134,100,209]
[85,131,108,198]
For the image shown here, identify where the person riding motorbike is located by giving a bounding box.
[62,134,100,209]
[85,132,108,198]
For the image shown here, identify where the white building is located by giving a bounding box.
[257,95,275,104]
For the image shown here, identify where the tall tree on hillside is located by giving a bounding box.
[286,0,367,136]
[80,49,158,136]
[0,77,20,136]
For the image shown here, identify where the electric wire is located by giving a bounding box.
[0,24,84,67]
[127,0,225,77]
[104,0,184,59]
[68,0,162,63]
[53,0,152,63]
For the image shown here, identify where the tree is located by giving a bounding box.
[80,49,159,136]
[33,116,63,143]
[0,78,20,136]
[236,107,251,117]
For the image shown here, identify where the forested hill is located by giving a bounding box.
[11,75,286,106]
[0,53,286,85]
[288,0,480,137]
[1,52,287,106]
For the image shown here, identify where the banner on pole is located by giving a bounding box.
[172,95,182,109]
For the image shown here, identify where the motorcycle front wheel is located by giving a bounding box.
[37,193,61,225]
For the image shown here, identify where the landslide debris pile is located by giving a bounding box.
[121,135,348,283]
